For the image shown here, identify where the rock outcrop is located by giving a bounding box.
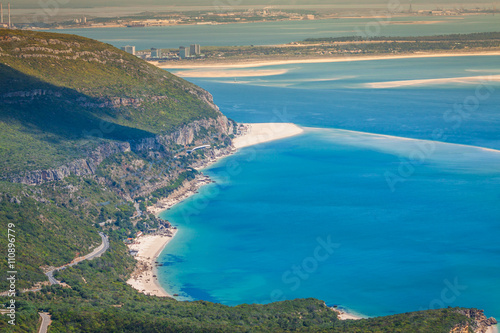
[8,115,234,186]
[450,309,497,333]
[9,142,131,185]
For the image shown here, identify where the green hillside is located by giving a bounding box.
[0,29,220,175]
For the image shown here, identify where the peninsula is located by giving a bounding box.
[150,32,500,68]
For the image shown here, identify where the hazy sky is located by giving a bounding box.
[9,0,498,9]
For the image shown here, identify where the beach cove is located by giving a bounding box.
[126,123,304,298]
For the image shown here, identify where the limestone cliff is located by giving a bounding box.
[9,115,235,188]
[0,29,235,192]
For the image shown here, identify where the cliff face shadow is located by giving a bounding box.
[0,64,155,143]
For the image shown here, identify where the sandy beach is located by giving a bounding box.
[487,326,499,333]
[233,123,304,149]
[126,229,178,297]
[128,122,304,297]
[332,308,364,320]
[365,74,500,88]
[152,51,500,70]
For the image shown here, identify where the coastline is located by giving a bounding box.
[487,326,499,333]
[126,229,178,297]
[127,122,303,297]
[145,123,304,216]
[332,307,364,320]
[152,51,500,69]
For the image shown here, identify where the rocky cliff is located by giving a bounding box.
[0,29,235,191]
[9,115,235,187]
[449,309,497,333]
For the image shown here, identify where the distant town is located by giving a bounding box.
[121,44,203,61]
[0,2,498,30]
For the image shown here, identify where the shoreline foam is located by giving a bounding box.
[127,122,304,297]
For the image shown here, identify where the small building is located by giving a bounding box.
[151,48,161,58]
[179,46,190,59]
[121,45,136,55]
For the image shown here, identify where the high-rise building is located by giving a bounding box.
[151,48,161,58]
[121,45,136,55]
[190,44,201,55]
[179,46,190,59]
[0,3,8,28]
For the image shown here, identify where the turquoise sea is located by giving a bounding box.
[59,20,500,319]
[159,56,500,319]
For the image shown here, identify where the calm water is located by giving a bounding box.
[59,22,500,319]
[50,15,499,50]
[159,56,500,319]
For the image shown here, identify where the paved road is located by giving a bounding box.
[38,312,52,333]
[45,232,109,285]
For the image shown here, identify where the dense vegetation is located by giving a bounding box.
[0,235,478,332]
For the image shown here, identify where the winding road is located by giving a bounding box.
[37,233,109,332]
[38,312,52,333]
[45,232,109,285]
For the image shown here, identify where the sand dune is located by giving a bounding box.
[365,74,500,88]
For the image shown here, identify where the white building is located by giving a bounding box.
[151,48,161,58]
[121,45,136,55]
[179,46,190,59]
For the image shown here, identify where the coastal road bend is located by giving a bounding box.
[38,312,52,333]
[45,232,109,285]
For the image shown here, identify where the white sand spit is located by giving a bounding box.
[233,123,304,149]
[365,75,500,88]
[175,69,289,78]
